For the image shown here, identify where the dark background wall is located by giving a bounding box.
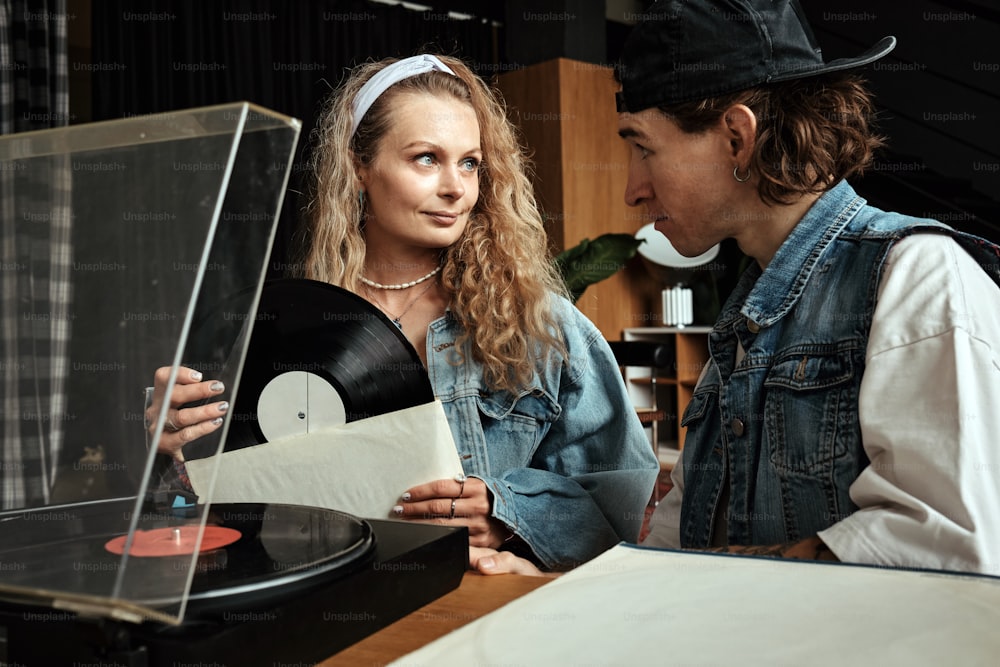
[67,0,1000,269]
[800,0,1000,243]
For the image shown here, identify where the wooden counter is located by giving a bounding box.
[318,572,551,666]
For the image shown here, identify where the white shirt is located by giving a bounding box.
[644,234,1000,575]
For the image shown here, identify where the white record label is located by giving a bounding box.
[257,370,346,441]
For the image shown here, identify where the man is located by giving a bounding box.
[474,0,1000,576]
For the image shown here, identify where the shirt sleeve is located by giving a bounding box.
[818,234,1000,575]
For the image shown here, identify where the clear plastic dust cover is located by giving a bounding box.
[0,102,301,624]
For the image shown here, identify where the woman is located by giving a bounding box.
[153,54,658,572]
[299,53,657,570]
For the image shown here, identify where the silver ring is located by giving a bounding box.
[449,499,457,519]
[457,478,466,498]
[166,415,180,432]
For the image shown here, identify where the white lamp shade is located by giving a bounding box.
[635,223,719,268]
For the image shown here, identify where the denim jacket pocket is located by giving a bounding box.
[681,362,719,429]
[476,387,560,471]
[763,347,859,474]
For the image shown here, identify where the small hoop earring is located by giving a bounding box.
[733,165,751,183]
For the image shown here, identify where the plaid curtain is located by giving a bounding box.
[0,0,70,509]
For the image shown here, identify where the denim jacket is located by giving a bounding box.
[679,180,1000,548]
[425,295,659,570]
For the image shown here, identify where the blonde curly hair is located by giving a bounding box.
[299,54,568,394]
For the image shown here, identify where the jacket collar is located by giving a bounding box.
[725,180,865,328]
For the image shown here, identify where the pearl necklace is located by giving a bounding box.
[360,265,441,290]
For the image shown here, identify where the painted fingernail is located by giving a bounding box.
[190,370,203,382]
[210,381,224,392]
[217,402,229,413]
[392,505,404,515]
[400,492,411,501]
[211,417,224,426]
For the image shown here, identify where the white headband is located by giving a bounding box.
[350,54,457,138]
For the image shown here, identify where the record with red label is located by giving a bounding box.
[0,499,375,618]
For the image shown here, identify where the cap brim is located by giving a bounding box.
[771,35,897,82]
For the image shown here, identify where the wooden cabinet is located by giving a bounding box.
[621,327,711,468]
[495,60,711,468]
[496,58,660,340]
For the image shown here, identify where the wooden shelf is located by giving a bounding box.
[635,407,668,425]
[620,327,710,451]
[629,377,680,386]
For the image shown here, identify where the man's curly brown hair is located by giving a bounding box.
[659,73,886,206]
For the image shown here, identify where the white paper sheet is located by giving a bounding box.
[394,543,1000,666]
[185,400,464,519]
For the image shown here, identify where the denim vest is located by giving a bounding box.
[679,180,1000,548]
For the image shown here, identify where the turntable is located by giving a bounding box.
[0,500,466,665]
[0,103,467,666]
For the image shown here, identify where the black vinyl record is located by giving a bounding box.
[226,278,435,450]
[0,499,375,619]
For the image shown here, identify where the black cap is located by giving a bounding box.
[616,0,896,112]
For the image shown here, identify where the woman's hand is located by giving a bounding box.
[468,547,553,577]
[146,366,228,461]
[393,475,511,549]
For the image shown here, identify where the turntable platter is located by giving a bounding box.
[0,499,375,618]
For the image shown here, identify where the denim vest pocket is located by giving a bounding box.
[681,386,714,428]
[681,361,719,429]
[475,388,559,470]
[763,348,858,474]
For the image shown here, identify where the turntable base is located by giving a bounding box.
[0,519,467,666]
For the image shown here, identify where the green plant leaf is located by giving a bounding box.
[555,233,644,303]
